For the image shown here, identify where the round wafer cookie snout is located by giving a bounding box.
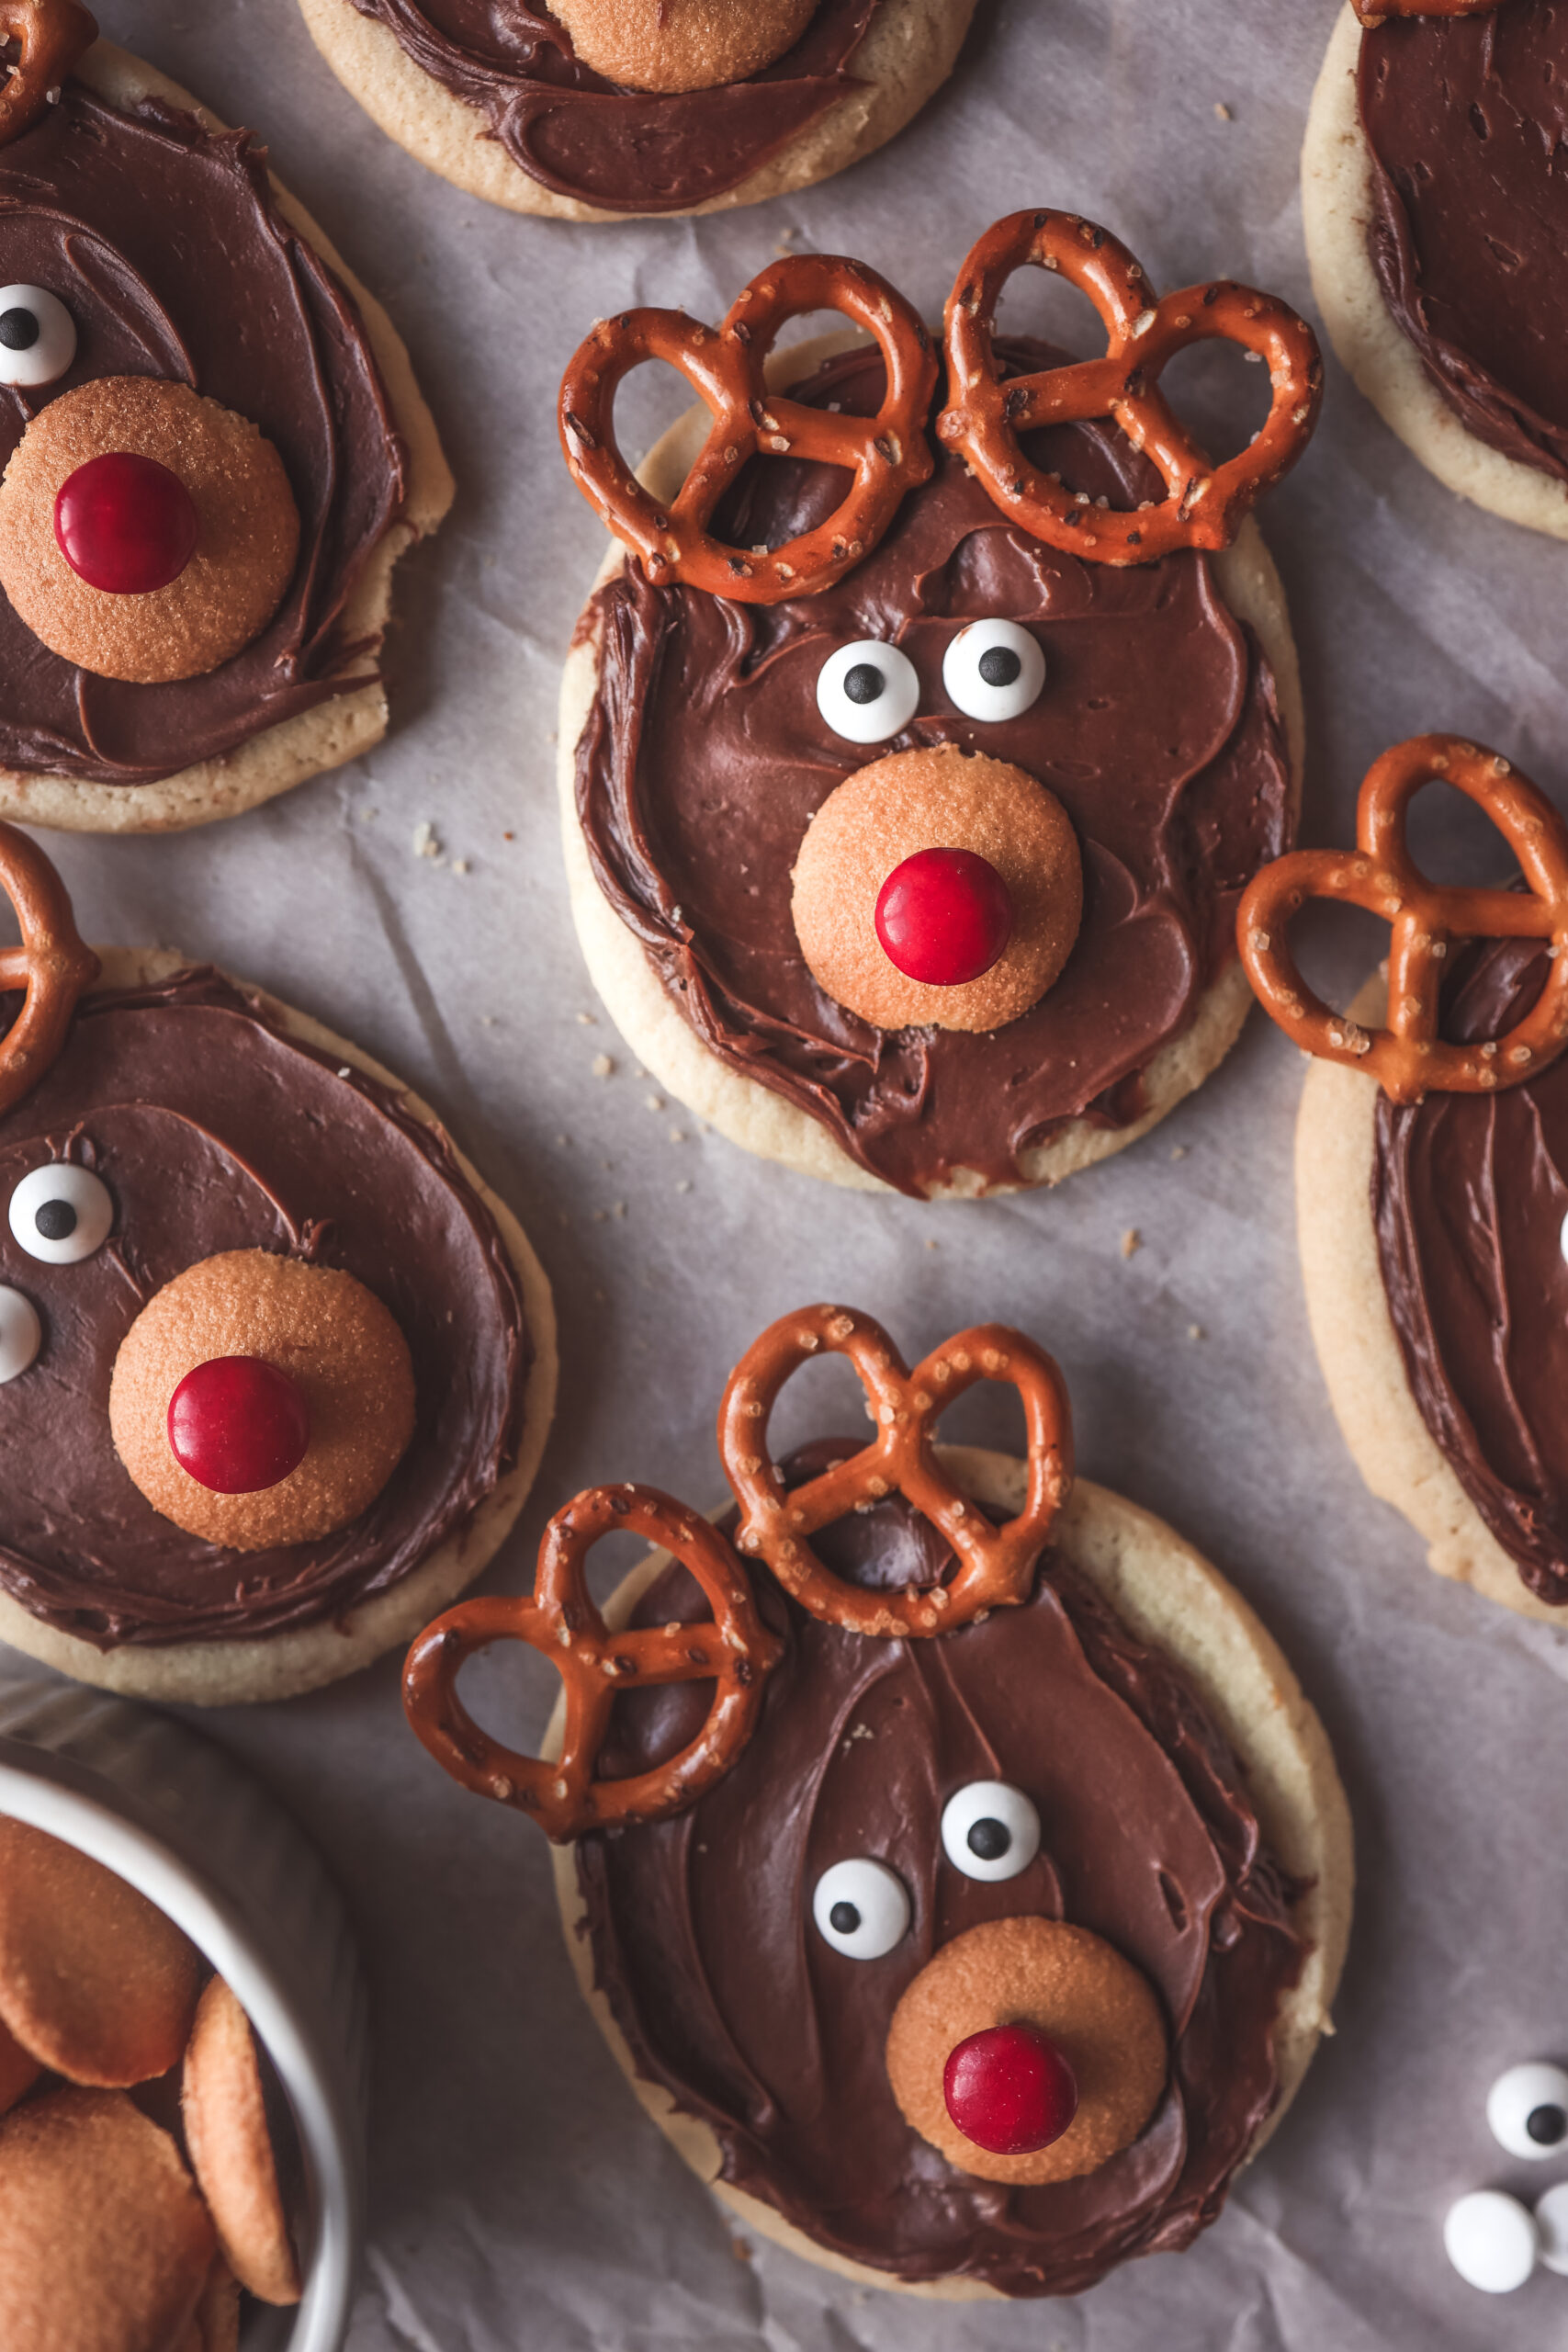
[791,746,1084,1034]
[0,1819,202,2088]
[109,1250,418,1552]
[549,0,818,90]
[884,1916,1168,2185]
[0,377,300,685]
[181,1977,301,2308]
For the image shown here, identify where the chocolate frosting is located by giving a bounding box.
[1374,937,1568,1605]
[575,342,1292,1197]
[0,969,529,1646]
[1359,2,1568,481]
[576,1448,1305,2296]
[350,0,877,211]
[0,85,406,786]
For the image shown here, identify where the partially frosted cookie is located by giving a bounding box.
[558,211,1317,1198]
[1239,730,1568,1621]
[404,1303,1352,2299]
[1303,0,1568,537]
[297,0,978,220]
[0,824,558,1703]
[0,17,453,831]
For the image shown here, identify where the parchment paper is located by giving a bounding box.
[9,0,1568,2343]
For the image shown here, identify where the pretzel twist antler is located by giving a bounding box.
[559,253,937,603]
[0,0,96,149]
[1238,735,1568,1102]
[402,1485,782,1843]
[937,209,1322,567]
[0,823,99,1116]
[717,1305,1072,1639]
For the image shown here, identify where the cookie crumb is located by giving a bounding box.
[1121,1227,1141,1260]
[452,858,471,876]
[676,1179,693,1193]
[1188,1323,1205,1341]
[577,1011,596,1025]
[644,1093,664,1112]
[925,1238,938,1250]
[669,1127,686,1144]
[412,820,442,861]
[1169,1144,1188,1160]
[612,1201,626,1218]
[1214,99,1233,120]
[592,1053,614,1078]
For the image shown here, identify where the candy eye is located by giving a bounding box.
[0,1286,40,1384]
[940,1781,1041,1882]
[816,640,920,746]
[812,1858,910,1958]
[1487,2061,1568,2160]
[942,619,1046,723]
[0,288,76,390]
[8,1164,114,1264]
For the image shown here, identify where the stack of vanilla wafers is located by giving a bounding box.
[0,1818,301,2350]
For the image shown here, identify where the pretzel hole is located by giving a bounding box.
[988,269,1110,360]
[1282,897,1395,1020]
[1148,341,1273,470]
[446,1633,562,1769]
[1404,775,1524,889]
[762,1350,885,1452]
[594,1550,732,1780]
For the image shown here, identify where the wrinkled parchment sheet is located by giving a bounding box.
[10,0,1568,2343]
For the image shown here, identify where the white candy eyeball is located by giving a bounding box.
[940,1781,1041,1882]
[1486,2061,1568,2160]
[942,618,1046,723]
[812,1858,910,1959]
[0,287,76,390]
[1534,2180,1568,2276]
[1443,2189,1538,2294]
[8,1164,114,1264]
[816,640,920,745]
[0,1286,40,1384]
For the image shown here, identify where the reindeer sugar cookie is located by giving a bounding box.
[1240,732,1568,1623]
[0,825,556,1704]
[1304,0,1568,538]
[406,1304,1351,2299]
[297,0,977,220]
[0,7,452,832]
[557,211,1320,1198]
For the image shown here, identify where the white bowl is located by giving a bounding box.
[0,1674,367,2352]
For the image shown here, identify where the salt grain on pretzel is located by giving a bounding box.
[0,0,96,151]
[0,820,101,1117]
[403,1485,783,1841]
[558,252,937,601]
[1238,733,1568,1102]
[938,209,1322,566]
[716,1304,1073,1638]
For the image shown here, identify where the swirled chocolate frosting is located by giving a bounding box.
[0,970,528,1646]
[576,1450,1305,2296]
[1359,1,1568,481]
[575,341,1292,1197]
[0,84,406,786]
[1374,937,1568,1605]
[349,0,877,211]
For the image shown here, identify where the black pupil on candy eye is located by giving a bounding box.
[829,1900,862,1935]
[32,1199,76,1241]
[977,645,1022,689]
[1528,2103,1568,2146]
[967,1817,1010,1860]
[0,308,39,352]
[842,663,885,705]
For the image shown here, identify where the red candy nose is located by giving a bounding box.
[942,2022,1078,2156]
[874,847,1013,988]
[54,451,198,594]
[167,1356,310,1495]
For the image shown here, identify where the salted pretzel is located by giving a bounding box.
[717,1304,1072,1640]
[558,252,937,604]
[402,1484,782,1843]
[0,822,100,1117]
[0,0,96,149]
[937,209,1322,567]
[1238,735,1568,1102]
